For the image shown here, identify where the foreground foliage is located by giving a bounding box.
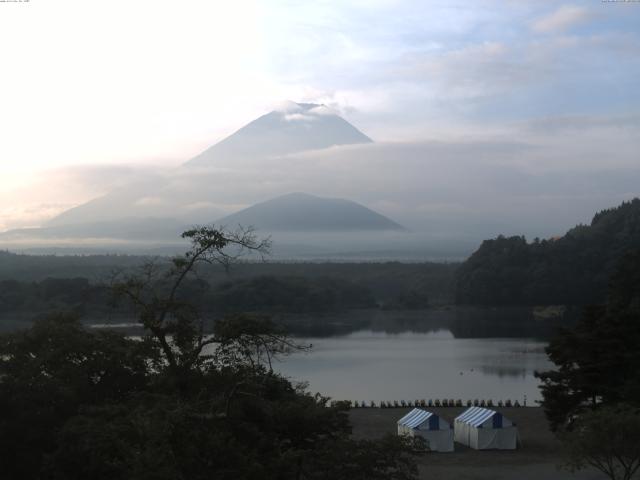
[0,226,418,479]
[561,405,640,480]
[536,249,640,479]
[536,249,640,430]
[0,314,155,479]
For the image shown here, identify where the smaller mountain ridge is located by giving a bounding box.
[185,102,372,167]
[217,193,404,232]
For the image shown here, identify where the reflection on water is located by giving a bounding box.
[479,365,528,379]
[80,307,564,403]
[276,306,575,340]
[275,308,562,404]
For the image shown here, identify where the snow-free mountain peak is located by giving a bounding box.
[218,192,404,232]
[185,102,372,167]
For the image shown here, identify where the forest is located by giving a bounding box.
[455,199,640,306]
[0,255,454,330]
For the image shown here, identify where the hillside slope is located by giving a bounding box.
[455,198,640,305]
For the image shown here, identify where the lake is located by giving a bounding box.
[80,306,564,404]
[274,308,560,404]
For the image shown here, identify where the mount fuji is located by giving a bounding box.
[3,103,406,251]
[185,102,372,167]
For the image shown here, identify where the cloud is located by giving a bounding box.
[283,106,339,121]
[184,201,247,214]
[134,196,165,206]
[308,105,338,116]
[532,5,593,33]
[0,203,74,232]
[283,113,315,122]
[406,41,529,99]
[520,113,640,135]
[272,100,303,113]
[0,164,166,231]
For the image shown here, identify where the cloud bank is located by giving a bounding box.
[532,5,593,33]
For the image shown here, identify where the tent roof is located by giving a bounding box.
[455,407,500,427]
[397,408,435,429]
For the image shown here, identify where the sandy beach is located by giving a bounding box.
[349,407,605,480]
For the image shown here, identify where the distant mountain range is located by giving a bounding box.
[44,102,375,228]
[0,104,405,249]
[16,102,394,242]
[1,193,403,243]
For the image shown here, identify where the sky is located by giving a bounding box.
[0,0,639,233]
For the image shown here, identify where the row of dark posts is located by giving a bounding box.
[333,398,524,408]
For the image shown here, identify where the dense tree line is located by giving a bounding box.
[455,199,640,305]
[536,249,640,479]
[210,275,376,313]
[0,275,385,327]
[537,249,640,429]
[0,268,448,328]
[0,250,145,281]
[0,277,112,318]
[0,252,458,305]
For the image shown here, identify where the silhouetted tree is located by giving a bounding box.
[537,249,640,430]
[561,404,640,480]
[0,313,155,479]
[110,225,272,390]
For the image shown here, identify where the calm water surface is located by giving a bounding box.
[82,307,562,404]
[275,327,553,404]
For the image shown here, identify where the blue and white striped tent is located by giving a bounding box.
[454,407,518,450]
[397,408,454,452]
